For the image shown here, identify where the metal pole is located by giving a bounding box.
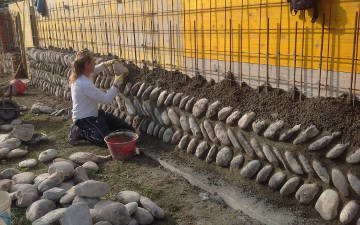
[266,17,270,91]
[300,11,306,102]
[325,8,332,97]
[293,21,298,100]
[318,13,326,97]
[258,0,262,86]
[349,12,358,104]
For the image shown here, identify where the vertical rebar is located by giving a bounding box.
[350,12,359,104]
[277,0,283,88]
[194,20,198,76]
[300,11,306,102]
[132,18,137,65]
[325,8,332,97]
[240,0,244,83]
[318,14,326,97]
[224,0,227,76]
[353,9,360,106]
[266,17,269,91]
[209,0,212,80]
[293,21,298,100]
[258,0,262,86]
[170,20,173,74]
[229,18,232,74]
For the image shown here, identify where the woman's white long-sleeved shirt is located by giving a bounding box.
[71,63,117,120]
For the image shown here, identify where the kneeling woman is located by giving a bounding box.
[68,49,134,146]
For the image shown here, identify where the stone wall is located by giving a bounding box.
[27,47,360,224]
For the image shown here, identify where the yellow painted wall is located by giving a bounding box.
[8,0,34,48]
[12,0,360,74]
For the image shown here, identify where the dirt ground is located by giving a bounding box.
[125,63,360,149]
[0,75,262,225]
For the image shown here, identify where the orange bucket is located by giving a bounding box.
[104,130,139,160]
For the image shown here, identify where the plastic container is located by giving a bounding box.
[0,191,11,225]
[10,79,26,95]
[104,130,139,160]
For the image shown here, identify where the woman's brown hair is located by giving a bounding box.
[69,49,93,85]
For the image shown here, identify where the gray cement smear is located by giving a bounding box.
[141,147,322,225]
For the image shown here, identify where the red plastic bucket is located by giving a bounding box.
[104,130,139,160]
[10,79,26,95]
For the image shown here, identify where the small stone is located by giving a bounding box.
[230,155,244,170]
[189,116,202,138]
[280,177,301,196]
[157,127,165,140]
[141,86,153,100]
[0,168,19,179]
[57,181,74,191]
[95,222,112,225]
[192,98,208,117]
[203,120,219,145]
[185,97,196,112]
[235,130,255,158]
[0,147,10,159]
[157,90,168,107]
[73,166,89,184]
[125,202,138,215]
[227,128,242,150]
[346,148,360,164]
[117,190,140,204]
[6,147,28,159]
[42,187,65,202]
[308,132,341,151]
[218,106,233,121]
[216,147,233,167]
[75,180,110,198]
[82,161,99,172]
[225,111,241,125]
[206,100,221,119]
[12,172,35,184]
[136,83,147,97]
[96,202,131,225]
[285,151,303,175]
[123,82,133,96]
[195,141,209,159]
[33,173,50,185]
[238,112,256,129]
[206,145,218,163]
[61,203,92,225]
[133,207,154,225]
[256,165,273,184]
[0,179,12,192]
[252,120,267,134]
[268,171,286,189]
[262,144,278,166]
[187,138,199,154]
[72,196,100,208]
[250,138,265,160]
[48,161,74,181]
[263,120,284,139]
[140,196,165,219]
[19,158,38,168]
[152,124,160,137]
[326,143,350,159]
[172,92,183,106]
[298,154,314,175]
[197,124,208,143]
[312,160,330,184]
[295,183,319,204]
[179,96,190,109]
[11,119,22,125]
[124,98,136,116]
[12,124,34,141]
[32,208,67,225]
[241,160,261,178]
[153,108,164,125]
[128,220,138,225]
[38,171,64,193]
[331,169,349,197]
[0,124,13,131]
[168,108,180,127]
[0,137,21,150]
[38,149,58,162]
[272,147,289,170]
[214,123,230,146]
[164,92,175,106]
[161,110,171,126]
[279,124,301,141]
[347,173,360,196]
[340,200,359,224]
[171,130,182,145]
[315,189,339,220]
[178,135,190,150]
[59,187,76,205]
[26,199,56,222]
[146,121,155,135]
[293,125,320,145]
[15,184,39,208]
[162,128,173,143]
[130,82,141,96]
[180,115,190,133]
